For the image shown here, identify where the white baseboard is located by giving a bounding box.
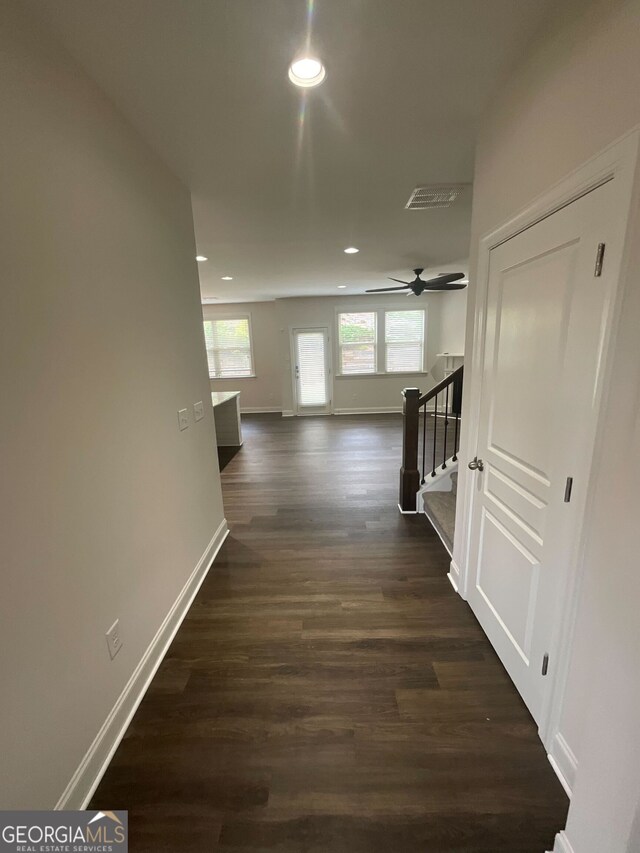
[448,558,468,599]
[548,733,576,798]
[550,830,575,853]
[550,732,577,794]
[241,406,281,414]
[447,559,460,592]
[55,518,229,810]
[334,406,402,415]
[397,503,418,514]
[282,407,403,417]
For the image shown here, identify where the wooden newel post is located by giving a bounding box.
[399,387,421,512]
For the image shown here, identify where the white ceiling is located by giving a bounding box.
[26,0,555,302]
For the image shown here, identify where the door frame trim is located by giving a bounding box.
[289,325,333,416]
[453,128,640,762]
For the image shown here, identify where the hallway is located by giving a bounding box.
[91,414,568,851]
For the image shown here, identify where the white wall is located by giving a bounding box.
[456,1,640,850]
[439,290,467,356]
[0,2,225,808]
[202,292,463,414]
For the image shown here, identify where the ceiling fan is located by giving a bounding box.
[366,269,467,295]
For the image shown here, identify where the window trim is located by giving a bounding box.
[203,312,256,380]
[335,306,427,377]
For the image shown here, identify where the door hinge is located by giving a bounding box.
[564,476,573,503]
[542,653,549,676]
[594,242,606,277]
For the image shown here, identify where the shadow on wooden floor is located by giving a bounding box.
[217,444,242,471]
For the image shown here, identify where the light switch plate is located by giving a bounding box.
[178,408,189,431]
[193,401,204,422]
[105,619,123,660]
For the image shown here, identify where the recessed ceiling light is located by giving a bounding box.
[337,285,347,289]
[196,255,208,262]
[221,276,233,281]
[288,57,326,88]
[344,247,359,254]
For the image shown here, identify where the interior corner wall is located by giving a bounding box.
[203,301,281,411]
[455,1,640,850]
[0,2,225,808]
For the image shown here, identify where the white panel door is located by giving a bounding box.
[466,179,617,724]
[293,328,331,414]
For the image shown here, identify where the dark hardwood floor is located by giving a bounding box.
[91,414,568,852]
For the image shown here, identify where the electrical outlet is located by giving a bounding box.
[105,619,123,660]
[177,408,189,430]
[193,400,204,422]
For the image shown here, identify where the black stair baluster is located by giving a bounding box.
[452,365,463,462]
[452,407,460,462]
[442,383,450,470]
[421,402,427,484]
[431,392,438,477]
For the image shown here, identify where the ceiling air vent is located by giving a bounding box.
[405,184,469,210]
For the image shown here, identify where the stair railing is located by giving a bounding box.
[399,365,464,511]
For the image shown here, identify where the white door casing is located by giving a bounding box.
[292,327,331,415]
[465,179,619,727]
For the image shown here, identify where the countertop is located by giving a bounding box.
[211,390,241,407]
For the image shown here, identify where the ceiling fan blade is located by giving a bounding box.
[423,281,468,291]
[366,285,411,293]
[422,272,466,287]
[387,277,412,285]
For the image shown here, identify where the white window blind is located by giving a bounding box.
[384,310,425,373]
[338,312,376,374]
[203,317,253,378]
[295,331,328,406]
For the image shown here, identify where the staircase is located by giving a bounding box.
[399,365,463,555]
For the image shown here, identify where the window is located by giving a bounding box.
[336,309,426,375]
[384,310,425,372]
[338,312,377,374]
[203,316,253,378]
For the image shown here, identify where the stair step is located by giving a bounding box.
[423,489,456,554]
